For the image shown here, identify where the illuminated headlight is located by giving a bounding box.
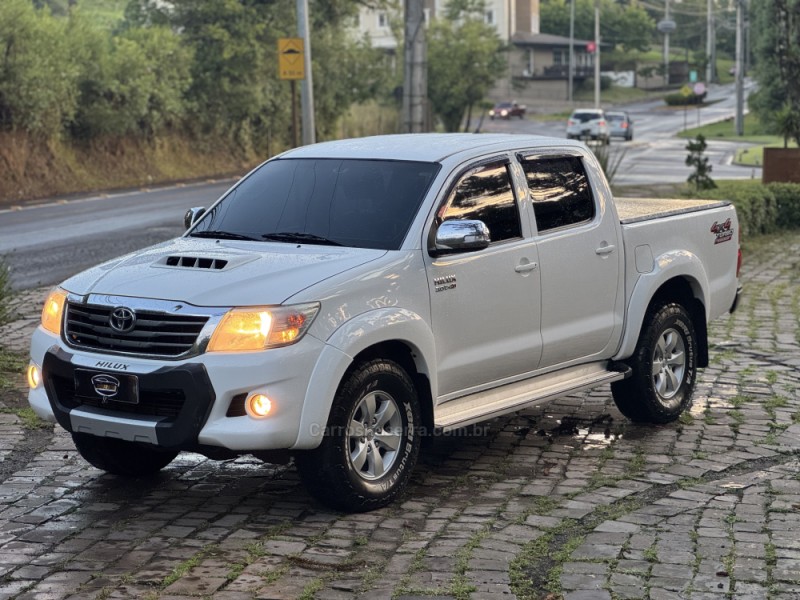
[27,364,41,389]
[207,302,320,352]
[489,110,495,116]
[501,110,508,117]
[41,288,67,336]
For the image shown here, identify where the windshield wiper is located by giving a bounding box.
[262,232,342,246]
[189,230,259,241]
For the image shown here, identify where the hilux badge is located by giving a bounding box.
[109,307,136,333]
[91,374,120,398]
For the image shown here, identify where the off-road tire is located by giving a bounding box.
[72,433,179,476]
[612,302,698,423]
[295,359,421,512]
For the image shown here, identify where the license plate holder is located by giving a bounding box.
[74,369,140,405]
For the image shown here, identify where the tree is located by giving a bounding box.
[750,0,800,147]
[685,134,716,191]
[540,0,654,54]
[0,0,82,137]
[71,25,193,139]
[427,2,506,132]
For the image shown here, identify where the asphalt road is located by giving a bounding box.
[482,80,761,186]
[0,180,235,290]
[0,82,757,291]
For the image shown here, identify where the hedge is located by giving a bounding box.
[696,181,800,237]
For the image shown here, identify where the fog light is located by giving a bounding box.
[27,364,41,389]
[246,394,272,418]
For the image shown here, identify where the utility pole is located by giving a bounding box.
[734,0,745,136]
[402,0,427,133]
[594,0,600,108]
[706,0,713,85]
[297,0,315,145]
[568,0,575,103]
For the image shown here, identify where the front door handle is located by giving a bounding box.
[596,244,616,255]
[515,261,539,273]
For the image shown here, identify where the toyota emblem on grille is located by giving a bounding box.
[109,307,136,333]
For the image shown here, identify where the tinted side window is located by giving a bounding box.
[439,163,521,243]
[521,156,595,233]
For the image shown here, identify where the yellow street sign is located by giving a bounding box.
[279,38,305,80]
[680,84,692,97]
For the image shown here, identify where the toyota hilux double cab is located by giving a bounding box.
[28,134,741,512]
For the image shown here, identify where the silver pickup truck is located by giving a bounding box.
[28,134,742,511]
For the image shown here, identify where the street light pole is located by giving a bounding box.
[568,0,575,103]
[594,0,600,108]
[297,0,315,145]
[735,0,744,136]
[706,0,713,84]
[664,0,670,87]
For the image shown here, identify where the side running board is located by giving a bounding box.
[435,362,631,431]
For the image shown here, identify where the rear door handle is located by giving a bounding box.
[515,262,539,273]
[596,244,616,255]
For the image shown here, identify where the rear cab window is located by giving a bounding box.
[519,155,596,234]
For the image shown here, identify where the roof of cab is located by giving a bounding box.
[280,133,582,163]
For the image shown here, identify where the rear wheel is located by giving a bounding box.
[72,433,178,476]
[612,302,698,423]
[295,359,421,512]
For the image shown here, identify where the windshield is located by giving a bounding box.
[190,158,440,250]
[572,112,603,123]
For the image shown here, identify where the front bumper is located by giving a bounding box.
[28,326,327,452]
[42,346,215,448]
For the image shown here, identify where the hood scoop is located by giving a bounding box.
[154,253,259,272]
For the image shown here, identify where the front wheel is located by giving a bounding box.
[612,302,698,423]
[295,359,421,512]
[72,433,179,476]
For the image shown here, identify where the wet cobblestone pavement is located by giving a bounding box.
[0,232,799,599]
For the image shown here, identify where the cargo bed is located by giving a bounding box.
[615,197,730,225]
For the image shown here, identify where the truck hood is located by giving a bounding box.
[61,237,387,306]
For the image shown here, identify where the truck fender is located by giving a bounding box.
[613,251,709,361]
[291,308,437,449]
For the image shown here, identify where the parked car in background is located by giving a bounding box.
[606,111,634,141]
[489,101,526,120]
[566,108,610,144]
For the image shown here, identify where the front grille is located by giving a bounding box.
[51,375,186,420]
[65,302,209,357]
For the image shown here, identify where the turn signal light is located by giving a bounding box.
[41,288,67,336]
[246,394,272,418]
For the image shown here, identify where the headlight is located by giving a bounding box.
[41,288,67,335]
[207,302,320,352]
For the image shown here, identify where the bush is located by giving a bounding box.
[0,258,12,326]
[766,182,800,228]
[665,92,707,106]
[697,181,778,237]
[583,76,613,92]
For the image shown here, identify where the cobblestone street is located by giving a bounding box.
[0,231,799,600]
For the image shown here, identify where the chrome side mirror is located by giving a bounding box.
[433,219,491,255]
[184,207,206,230]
